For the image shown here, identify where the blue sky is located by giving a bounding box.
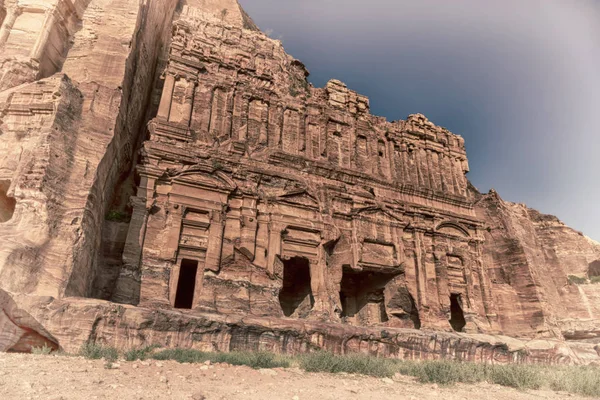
[238,0,600,240]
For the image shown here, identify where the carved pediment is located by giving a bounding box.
[352,205,403,223]
[169,166,236,192]
[277,189,320,208]
[436,222,469,238]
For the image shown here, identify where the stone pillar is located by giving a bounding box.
[157,73,176,120]
[239,197,258,258]
[414,230,427,307]
[221,201,240,264]
[433,251,450,309]
[111,196,149,305]
[0,4,6,28]
[388,141,396,182]
[309,256,327,313]
[204,210,224,273]
[253,213,269,268]
[181,78,196,127]
[438,153,447,192]
[31,8,58,61]
[426,150,435,190]
[266,223,282,275]
[0,7,21,48]
[121,196,150,272]
[112,170,157,305]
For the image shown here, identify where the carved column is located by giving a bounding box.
[413,229,428,307]
[181,78,196,127]
[433,250,450,308]
[253,213,269,268]
[266,223,283,275]
[31,8,58,61]
[388,141,396,182]
[438,153,447,192]
[0,6,21,48]
[204,210,225,273]
[239,197,258,258]
[157,73,176,120]
[113,174,156,305]
[426,150,437,191]
[0,4,6,28]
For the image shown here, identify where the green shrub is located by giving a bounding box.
[31,343,53,355]
[486,364,543,390]
[414,360,485,385]
[106,210,129,222]
[546,366,600,397]
[79,342,119,362]
[151,349,289,369]
[568,275,588,285]
[590,276,600,284]
[299,352,395,378]
[214,351,289,369]
[124,344,161,361]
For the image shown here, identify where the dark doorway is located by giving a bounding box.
[340,267,400,326]
[278,256,314,317]
[449,293,466,332]
[174,259,198,309]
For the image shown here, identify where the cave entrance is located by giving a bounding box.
[449,293,466,332]
[0,180,16,223]
[340,267,399,326]
[174,259,198,309]
[589,260,600,279]
[278,256,314,318]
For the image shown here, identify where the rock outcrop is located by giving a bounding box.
[1,0,599,363]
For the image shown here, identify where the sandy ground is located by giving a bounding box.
[0,353,591,400]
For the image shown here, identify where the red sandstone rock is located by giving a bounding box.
[0,0,599,364]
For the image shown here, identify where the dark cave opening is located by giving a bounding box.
[588,260,600,279]
[0,180,16,223]
[449,293,466,332]
[174,259,198,309]
[278,256,314,318]
[340,267,399,326]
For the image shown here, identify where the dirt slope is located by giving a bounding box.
[0,353,589,400]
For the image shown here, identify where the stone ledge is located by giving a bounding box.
[7,291,600,365]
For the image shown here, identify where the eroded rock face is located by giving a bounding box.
[0,0,599,362]
[0,289,58,352]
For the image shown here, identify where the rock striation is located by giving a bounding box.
[0,0,599,363]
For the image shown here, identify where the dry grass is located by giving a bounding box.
[76,345,600,397]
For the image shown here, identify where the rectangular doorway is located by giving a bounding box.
[278,256,314,318]
[174,259,198,309]
[340,267,399,326]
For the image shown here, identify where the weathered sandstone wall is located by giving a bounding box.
[0,0,599,362]
[474,189,600,340]
[0,0,179,299]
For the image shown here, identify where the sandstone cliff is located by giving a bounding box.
[0,0,599,364]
